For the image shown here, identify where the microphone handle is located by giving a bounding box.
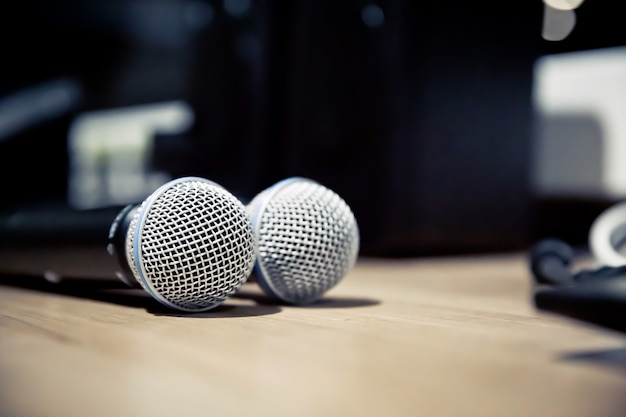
[0,204,138,285]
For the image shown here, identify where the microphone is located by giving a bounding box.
[0,177,257,312]
[246,177,359,305]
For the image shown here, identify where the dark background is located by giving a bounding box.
[0,0,624,257]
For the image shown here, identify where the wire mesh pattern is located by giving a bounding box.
[126,177,256,311]
[248,178,359,304]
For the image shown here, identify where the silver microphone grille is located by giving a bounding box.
[248,177,359,305]
[126,177,257,312]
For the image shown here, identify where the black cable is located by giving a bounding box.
[529,238,626,335]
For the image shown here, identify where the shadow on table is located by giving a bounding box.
[233,289,381,309]
[0,274,282,318]
[151,302,282,318]
[558,346,626,374]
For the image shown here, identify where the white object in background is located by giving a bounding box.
[533,46,626,199]
[68,101,194,209]
[589,200,626,267]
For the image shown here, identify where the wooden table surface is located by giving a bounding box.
[1,253,625,417]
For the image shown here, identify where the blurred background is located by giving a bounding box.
[0,0,624,257]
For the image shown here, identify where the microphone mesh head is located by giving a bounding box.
[248,177,359,305]
[126,177,257,312]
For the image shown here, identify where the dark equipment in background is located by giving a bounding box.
[266,1,540,257]
[529,238,626,334]
[530,200,626,335]
[0,1,625,257]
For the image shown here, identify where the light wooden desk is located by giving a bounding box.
[1,253,625,417]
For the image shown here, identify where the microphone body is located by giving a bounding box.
[0,177,257,312]
[0,204,136,284]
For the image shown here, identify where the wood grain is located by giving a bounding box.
[1,253,625,417]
